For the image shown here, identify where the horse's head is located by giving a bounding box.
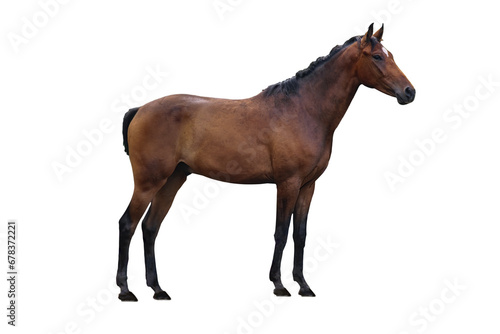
[355,24,415,105]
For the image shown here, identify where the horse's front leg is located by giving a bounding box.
[292,182,316,296]
[269,179,301,296]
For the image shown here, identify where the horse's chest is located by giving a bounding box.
[298,140,332,182]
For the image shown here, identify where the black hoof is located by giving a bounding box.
[118,291,138,302]
[273,287,291,297]
[153,291,171,300]
[299,287,316,297]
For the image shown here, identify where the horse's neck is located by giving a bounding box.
[301,50,361,135]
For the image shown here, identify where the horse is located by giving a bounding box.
[116,23,415,301]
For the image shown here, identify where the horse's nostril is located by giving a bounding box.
[405,86,415,100]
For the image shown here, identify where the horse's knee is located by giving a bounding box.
[119,208,139,238]
[142,221,159,241]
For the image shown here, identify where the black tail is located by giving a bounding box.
[122,107,140,155]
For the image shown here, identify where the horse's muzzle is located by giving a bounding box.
[396,86,416,105]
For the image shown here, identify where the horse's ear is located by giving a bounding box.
[360,23,374,46]
[373,23,384,42]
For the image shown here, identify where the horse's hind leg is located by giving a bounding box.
[142,165,187,300]
[116,179,168,301]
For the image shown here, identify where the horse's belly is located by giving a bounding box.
[182,142,275,184]
[195,168,274,184]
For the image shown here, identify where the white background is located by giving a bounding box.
[2,0,500,333]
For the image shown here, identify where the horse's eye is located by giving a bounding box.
[372,54,383,61]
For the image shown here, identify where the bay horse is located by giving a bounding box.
[117,23,415,301]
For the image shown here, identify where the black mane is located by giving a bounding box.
[263,36,360,97]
